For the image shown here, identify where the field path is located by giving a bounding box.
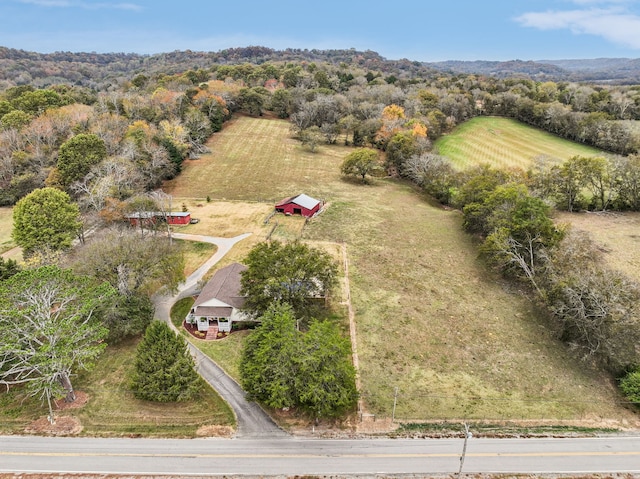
[0,246,20,260]
[153,232,286,438]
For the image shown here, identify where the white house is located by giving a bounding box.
[187,263,249,333]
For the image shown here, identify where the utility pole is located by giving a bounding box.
[392,387,399,423]
[457,422,472,477]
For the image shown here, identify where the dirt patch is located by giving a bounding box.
[195,424,234,437]
[24,415,82,436]
[22,391,88,436]
[54,391,89,410]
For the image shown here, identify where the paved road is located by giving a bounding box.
[1,435,639,476]
[152,232,285,438]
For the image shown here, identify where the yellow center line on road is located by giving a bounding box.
[1,451,639,458]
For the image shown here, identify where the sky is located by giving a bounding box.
[2,0,640,62]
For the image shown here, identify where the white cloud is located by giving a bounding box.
[15,0,142,11]
[515,4,640,49]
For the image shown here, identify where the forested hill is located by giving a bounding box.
[3,45,640,87]
[0,46,433,88]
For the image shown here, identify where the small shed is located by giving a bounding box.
[167,212,191,225]
[275,194,321,218]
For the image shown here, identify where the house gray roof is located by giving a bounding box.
[193,306,233,318]
[193,262,247,311]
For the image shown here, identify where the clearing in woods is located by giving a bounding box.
[0,207,15,256]
[435,116,604,171]
[557,211,640,283]
[162,115,638,426]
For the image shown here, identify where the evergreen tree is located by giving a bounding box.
[240,302,300,409]
[0,257,20,281]
[297,320,358,419]
[131,321,201,402]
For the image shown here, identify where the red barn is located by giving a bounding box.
[125,211,191,226]
[275,194,321,218]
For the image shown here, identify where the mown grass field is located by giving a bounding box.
[165,115,350,202]
[164,115,639,426]
[435,116,603,170]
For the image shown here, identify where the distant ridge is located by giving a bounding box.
[1,45,640,85]
[428,57,640,83]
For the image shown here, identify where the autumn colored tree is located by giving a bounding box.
[376,104,406,144]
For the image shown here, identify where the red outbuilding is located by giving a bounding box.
[275,194,321,218]
[166,212,191,225]
[125,211,191,226]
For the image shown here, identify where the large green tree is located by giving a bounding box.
[57,133,107,188]
[130,321,201,402]
[12,187,82,257]
[465,183,563,293]
[0,266,115,420]
[240,303,358,418]
[341,148,380,183]
[240,241,337,321]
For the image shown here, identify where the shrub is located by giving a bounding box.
[620,368,640,404]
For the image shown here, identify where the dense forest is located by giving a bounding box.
[3,45,640,209]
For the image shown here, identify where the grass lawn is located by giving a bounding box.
[0,338,235,437]
[176,238,217,277]
[0,207,15,255]
[158,115,639,427]
[435,116,604,171]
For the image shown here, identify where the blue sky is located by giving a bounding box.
[2,0,640,61]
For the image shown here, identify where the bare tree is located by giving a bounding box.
[0,266,114,422]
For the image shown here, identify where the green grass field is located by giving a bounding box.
[435,116,603,170]
[163,115,638,426]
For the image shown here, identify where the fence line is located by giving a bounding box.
[357,388,639,425]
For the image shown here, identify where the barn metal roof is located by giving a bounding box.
[275,193,320,210]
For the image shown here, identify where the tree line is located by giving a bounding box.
[3,52,640,212]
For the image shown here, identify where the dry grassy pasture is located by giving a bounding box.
[163,115,639,426]
[557,211,640,283]
[0,207,15,255]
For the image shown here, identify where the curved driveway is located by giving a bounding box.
[152,232,286,438]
